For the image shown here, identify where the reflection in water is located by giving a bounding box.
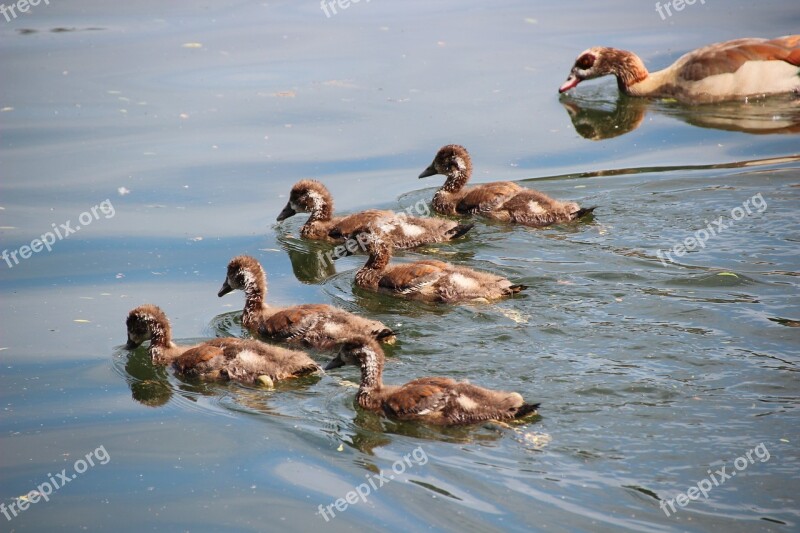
[276,231,337,284]
[561,95,648,140]
[116,346,219,408]
[561,93,800,140]
[121,347,173,407]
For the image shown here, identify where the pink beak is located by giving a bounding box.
[559,74,580,93]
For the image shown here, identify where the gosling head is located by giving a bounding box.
[125,304,168,349]
[419,144,472,179]
[277,179,331,221]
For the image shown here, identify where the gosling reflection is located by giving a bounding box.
[275,231,337,284]
[561,93,800,140]
[122,347,173,407]
[119,345,222,407]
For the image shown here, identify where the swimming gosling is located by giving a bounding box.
[125,304,319,385]
[277,179,473,248]
[219,255,396,349]
[354,232,526,303]
[419,145,595,226]
[325,337,540,426]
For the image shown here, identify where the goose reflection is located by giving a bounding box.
[561,92,800,140]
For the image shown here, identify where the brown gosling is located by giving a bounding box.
[277,179,473,248]
[218,255,396,349]
[419,145,595,226]
[125,304,319,385]
[354,231,526,303]
[325,337,540,426]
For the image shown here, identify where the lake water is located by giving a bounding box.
[1,1,798,531]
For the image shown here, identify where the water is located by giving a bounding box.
[2,1,799,531]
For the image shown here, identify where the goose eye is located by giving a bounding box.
[577,54,595,70]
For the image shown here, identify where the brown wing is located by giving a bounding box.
[457,182,523,214]
[172,343,227,376]
[329,210,394,238]
[499,190,578,226]
[379,262,446,293]
[677,36,800,82]
[259,304,334,339]
[383,377,458,418]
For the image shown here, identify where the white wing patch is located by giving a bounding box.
[235,349,263,371]
[449,273,480,291]
[456,395,479,411]
[323,321,343,336]
[527,201,546,215]
[399,221,426,237]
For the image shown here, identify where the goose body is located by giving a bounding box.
[325,338,540,425]
[559,36,800,103]
[419,145,594,225]
[219,255,395,349]
[125,304,319,384]
[354,233,526,303]
[277,179,473,249]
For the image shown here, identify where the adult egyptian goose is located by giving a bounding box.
[559,35,800,103]
[325,337,540,425]
[419,145,595,225]
[354,232,526,303]
[125,304,319,385]
[276,179,473,248]
[218,255,396,349]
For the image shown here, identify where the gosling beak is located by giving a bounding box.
[218,279,233,297]
[276,202,296,222]
[125,336,139,350]
[418,163,438,179]
[559,73,581,93]
[324,354,345,370]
